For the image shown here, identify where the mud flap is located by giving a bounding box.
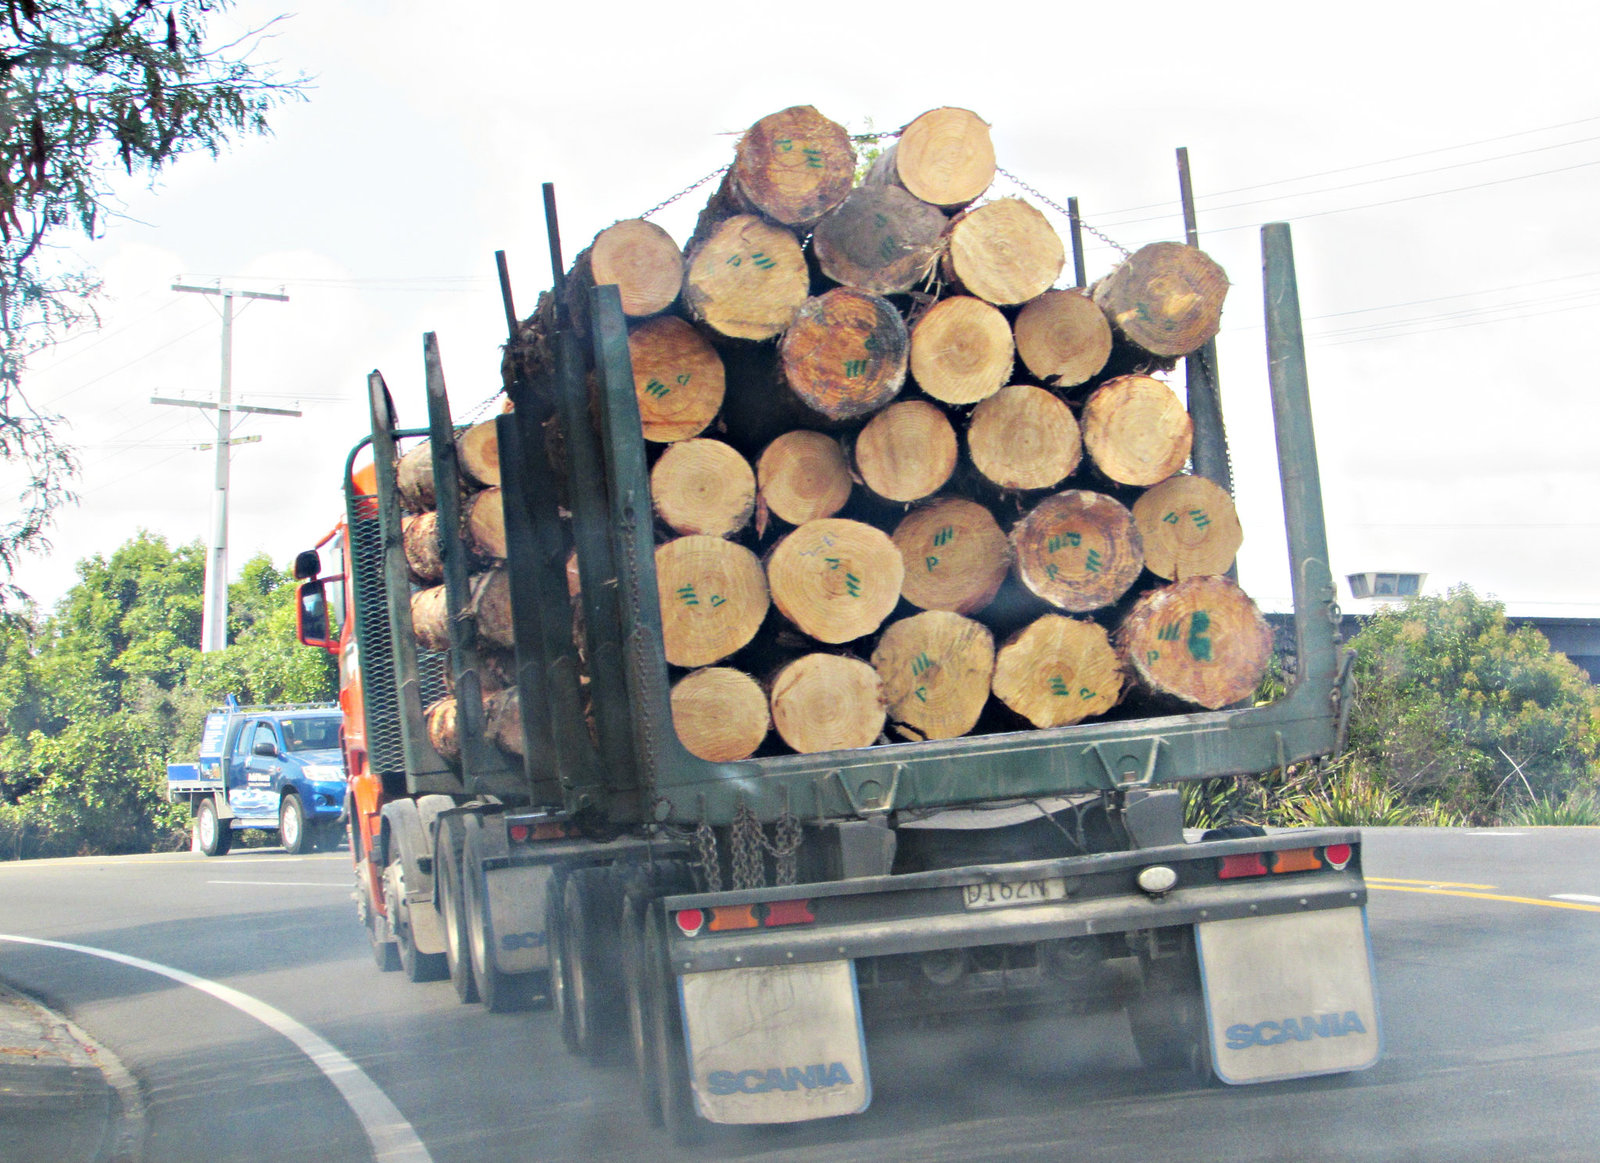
[1197,906,1382,1084]
[485,864,552,973]
[680,960,870,1124]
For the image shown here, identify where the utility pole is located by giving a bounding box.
[154,283,295,653]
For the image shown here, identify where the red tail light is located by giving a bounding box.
[508,824,530,843]
[1218,853,1269,879]
[1323,843,1353,870]
[763,899,816,927]
[674,909,705,936]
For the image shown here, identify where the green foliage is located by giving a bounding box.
[1505,793,1600,828]
[1,2,303,583]
[0,533,334,858]
[1343,586,1600,824]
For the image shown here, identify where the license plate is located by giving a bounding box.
[963,877,1069,910]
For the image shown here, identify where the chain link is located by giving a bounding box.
[731,801,765,891]
[993,166,1133,261]
[637,164,730,221]
[460,390,506,426]
[693,821,721,893]
[766,809,802,887]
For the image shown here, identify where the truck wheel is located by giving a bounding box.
[195,797,232,857]
[462,815,534,1013]
[385,853,447,983]
[360,864,400,972]
[280,795,310,855]
[1128,944,1212,1082]
[645,904,701,1145]
[622,890,662,1125]
[558,867,623,1060]
[435,813,479,1004]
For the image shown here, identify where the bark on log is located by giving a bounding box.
[730,106,856,228]
[397,440,437,513]
[991,615,1124,728]
[1080,374,1193,487]
[1011,490,1144,613]
[891,497,1010,614]
[650,438,756,537]
[1091,241,1229,358]
[458,418,501,488]
[941,198,1064,306]
[627,316,726,443]
[871,610,996,741]
[670,667,770,762]
[402,511,444,583]
[1013,289,1112,388]
[756,429,854,528]
[863,107,995,210]
[811,185,947,295]
[683,215,810,341]
[654,536,769,668]
[588,219,684,318]
[471,567,515,649]
[1114,576,1272,710]
[1131,474,1242,580]
[464,487,507,560]
[411,584,451,653]
[967,384,1082,492]
[908,295,1014,406]
[426,697,460,763]
[766,518,905,644]
[779,289,909,421]
[485,687,524,756]
[769,653,886,754]
[851,400,957,504]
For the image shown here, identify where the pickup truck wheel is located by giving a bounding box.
[435,813,479,1004]
[645,904,701,1145]
[1128,944,1212,1082]
[280,795,310,855]
[462,815,534,1012]
[386,855,447,983]
[195,797,232,857]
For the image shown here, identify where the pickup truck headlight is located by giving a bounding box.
[302,764,345,782]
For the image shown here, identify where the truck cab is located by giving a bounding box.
[168,701,348,856]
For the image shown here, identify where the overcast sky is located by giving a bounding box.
[8,0,1599,618]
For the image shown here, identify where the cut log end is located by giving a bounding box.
[892,497,1010,614]
[767,518,905,644]
[1011,490,1144,613]
[655,536,769,668]
[812,185,947,296]
[757,430,853,527]
[670,667,770,762]
[769,653,886,754]
[651,439,756,537]
[992,615,1125,728]
[425,697,460,763]
[942,198,1064,306]
[591,219,684,318]
[628,316,726,443]
[684,215,810,341]
[1081,374,1193,487]
[853,400,957,504]
[967,384,1082,492]
[1131,475,1243,580]
[876,107,995,209]
[1013,289,1112,387]
[458,418,501,488]
[1092,241,1229,358]
[780,289,909,421]
[733,106,856,226]
[1115,576,1272,709]
[485,688,524,756]
[464,487,507,560]
[909,295,1014,406]
[872,610,996,740]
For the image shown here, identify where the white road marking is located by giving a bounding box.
[0,934,431,1163]
[1552,894,1600,905]
[207,879,349,887]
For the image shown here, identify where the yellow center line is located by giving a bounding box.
[1367,876,1497,890]
[1371,884,1600,913]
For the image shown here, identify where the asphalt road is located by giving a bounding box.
[3,828,1600,1162]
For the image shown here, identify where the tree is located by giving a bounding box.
[1343,586,1600,821]
[1,1,303,585]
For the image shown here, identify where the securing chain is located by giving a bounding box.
[693,820,722,893]
[731,801,766,891]
[994,165,1133,260]
[638,164,730,221]
[765,808,803,887]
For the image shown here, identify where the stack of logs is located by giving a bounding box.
[422,104,1273,767]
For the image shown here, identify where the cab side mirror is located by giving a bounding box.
[296,580,334,649]
[253,739,279,758]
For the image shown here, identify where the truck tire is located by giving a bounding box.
[435,812,479,1004]
[195,796,232,857]
[280,794,310,855]
[645,903,701,1145]
[385,851,448,983]
[1127,942,1213,1083]
[462,815,536,1013]
[554,867,623,1060]
[620,891,661,1125]
[360,862,401,972]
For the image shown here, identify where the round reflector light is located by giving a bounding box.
[1323,843,1353,870]
[508,824,530,843]
[1137,865,1179,896]
[674,908,705,936]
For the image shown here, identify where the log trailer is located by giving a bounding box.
[294,175,1379,1140]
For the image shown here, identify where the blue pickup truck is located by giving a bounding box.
[166,701,348,856]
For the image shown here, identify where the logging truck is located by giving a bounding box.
[294,108,1380,1141]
